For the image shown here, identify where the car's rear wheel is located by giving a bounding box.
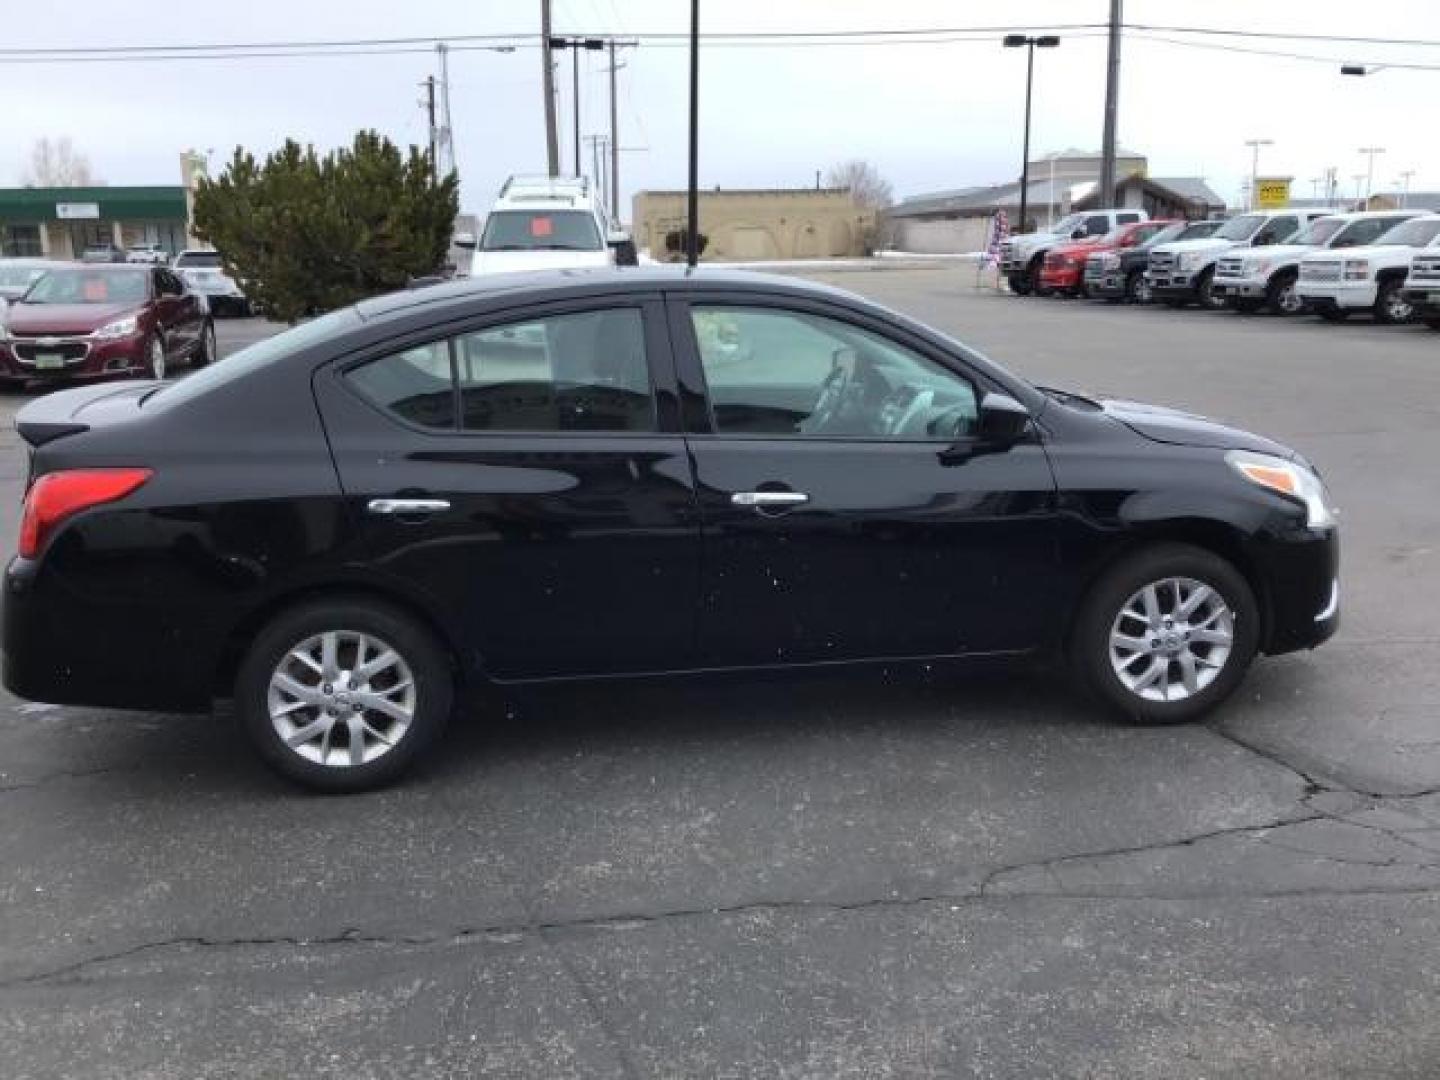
[192,320,216,368]
[1374,278,1414,324]
[236,599,453,792]
[146,335,166,380]
[1071,544,1260,724]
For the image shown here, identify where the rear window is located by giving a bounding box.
[174,252,223,268]
[481,211,601,252]
[146,307,362,408]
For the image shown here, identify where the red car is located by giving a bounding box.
[1039,219,1178,297]
[0,263,214,385]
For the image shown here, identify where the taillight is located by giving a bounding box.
[18,468,152,559]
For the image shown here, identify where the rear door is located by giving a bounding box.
[314,294,702,680]
[668,293,1060,668]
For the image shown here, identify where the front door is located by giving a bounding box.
[669,296,1060,667]
[315,296,701,680]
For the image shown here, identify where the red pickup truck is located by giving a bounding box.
[1039,219,1177,297]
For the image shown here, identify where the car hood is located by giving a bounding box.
[1153,238,1237,257]
[1300,242,1416,263]
[1237,243,1315,263]
[5,302,141,334]
[1048,239,1107,259]
[1009,232,1066,252]
[1101,397,1294,456]
[470,249,611,275]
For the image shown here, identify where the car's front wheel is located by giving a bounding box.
[192,320,216,368]
[145,335,167,380]
[1071,544,1259,724]
[236,598,453,791]
[1374,277,1415,324]
[1125,270,1150,304]
[1195,268,1226,311]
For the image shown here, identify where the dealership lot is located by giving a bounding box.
[2,270,1439,1076]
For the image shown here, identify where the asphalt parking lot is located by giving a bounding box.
[2,272,1439,1078]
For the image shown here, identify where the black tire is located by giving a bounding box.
[236,598,454,792]
[1265,269,1302,316]
[1316,306,1349,323]
[1373,277,1414,325]
[1070,543,1260,725]
[1195,267,1225,311]
[1124,270,1148,304]
[1007,272,1033,296]
[191,319,215,369]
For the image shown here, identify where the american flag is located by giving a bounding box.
[985,210,1010,266]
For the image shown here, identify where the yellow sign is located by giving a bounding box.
[1256,177,1292,209]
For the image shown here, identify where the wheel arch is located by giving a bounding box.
[1065,518,1273,655]
[213,580,468,700]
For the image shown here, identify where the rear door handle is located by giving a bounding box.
[367,498,451,516]
[731,491,810,508]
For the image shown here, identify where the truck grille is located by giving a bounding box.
[1216,257,1246,278]
[1083,255,1106,280]
[1409,256,1440,282]
[1148,251,1176,273]
[1300,261,1341,282]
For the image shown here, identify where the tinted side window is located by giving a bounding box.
[455,308,654,432]
[1085,215,1110,235]
[691,306,979,440]
[1255,216,1298,245]
[1117,212,1141,224]
[1337,218,1398,247]
[347,341,455,429]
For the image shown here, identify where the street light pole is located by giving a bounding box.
[687,0,700,267]
[1003,34,1060,235]
[1398,169,1415,208]
[1358,146,1386,203]
[1243,138,1273,211]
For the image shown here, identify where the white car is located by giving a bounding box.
[1212,210,1423,315]
[1297,215,1440,324]
[172,249,250,316]
[1147,209,1330,310]
[457,175,634,277]
[124,243,170,265]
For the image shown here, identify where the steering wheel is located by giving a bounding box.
[801,362,854,434]
[889,389,934,437]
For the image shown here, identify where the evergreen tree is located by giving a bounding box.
[194,131,459,323]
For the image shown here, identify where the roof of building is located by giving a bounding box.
[891,174,1225,219]
[635,187,855,198]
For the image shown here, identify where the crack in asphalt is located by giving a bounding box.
[7,806,1438,991]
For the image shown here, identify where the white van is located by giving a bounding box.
[457,175,635,276]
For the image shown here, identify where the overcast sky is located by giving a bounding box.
[5,0,1439,216]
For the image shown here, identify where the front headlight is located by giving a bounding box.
[1226,450,1337,528]
[91,315,140,340]
[1343,260,1371,282]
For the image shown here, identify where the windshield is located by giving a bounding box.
[1048,213,1085,236]
[1178,220,1224,240]
[1372,217,1440,247]
[22,267,148,304]
[1287,218,1344,246]
[147,307,361,407]
[1139,223,1186,249]
[175,251,223,268]
[480,210,602,252]
[0,264,50,289]
[1215,214,1266,241]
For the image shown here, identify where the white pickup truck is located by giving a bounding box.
[1297,214,1440,323]
[1401,246,1440,330]
[1212,210,1422,315]
[999,208,1147,296]
[1146,209,1330,310]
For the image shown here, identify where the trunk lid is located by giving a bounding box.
[15,381,155,448]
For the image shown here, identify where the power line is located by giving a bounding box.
[1123,24,1440,50]
[1129,33,1440,72]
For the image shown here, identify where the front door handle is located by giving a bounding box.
[731,491,810,508]
[367,498,451,516]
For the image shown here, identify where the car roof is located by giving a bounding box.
[353,267,873,323]
[52,261,149,272]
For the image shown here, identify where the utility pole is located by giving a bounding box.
[435,42,456,177]
[1358,146,1385,203]
[609,40,621,221]
[1098,0,1123,207]
[421,76,438,170]
[541,0,559,176]
[571,47,581,174]
[687,0,700,267]
[1352,174,1366,207]
[1398,169,1415,208]
[1243,138,1272,210]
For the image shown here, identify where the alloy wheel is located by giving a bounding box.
[1276,281,1303,315]
[1383,287,1414,323]
[267,630,416,768]
[1130,273,1151,304]
[1108,577,1234,703]
[149,337,166,380]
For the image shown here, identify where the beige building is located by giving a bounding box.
[632,187,875,261]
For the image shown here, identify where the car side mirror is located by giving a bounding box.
[977,391,1031,443]
[453,232,477,250]
[608,231,639,267]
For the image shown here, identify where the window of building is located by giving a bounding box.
[2,224,43,257]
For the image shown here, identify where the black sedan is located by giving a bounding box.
[3,269,1339,791]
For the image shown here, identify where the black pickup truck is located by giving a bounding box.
[1083,219,1224,303]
